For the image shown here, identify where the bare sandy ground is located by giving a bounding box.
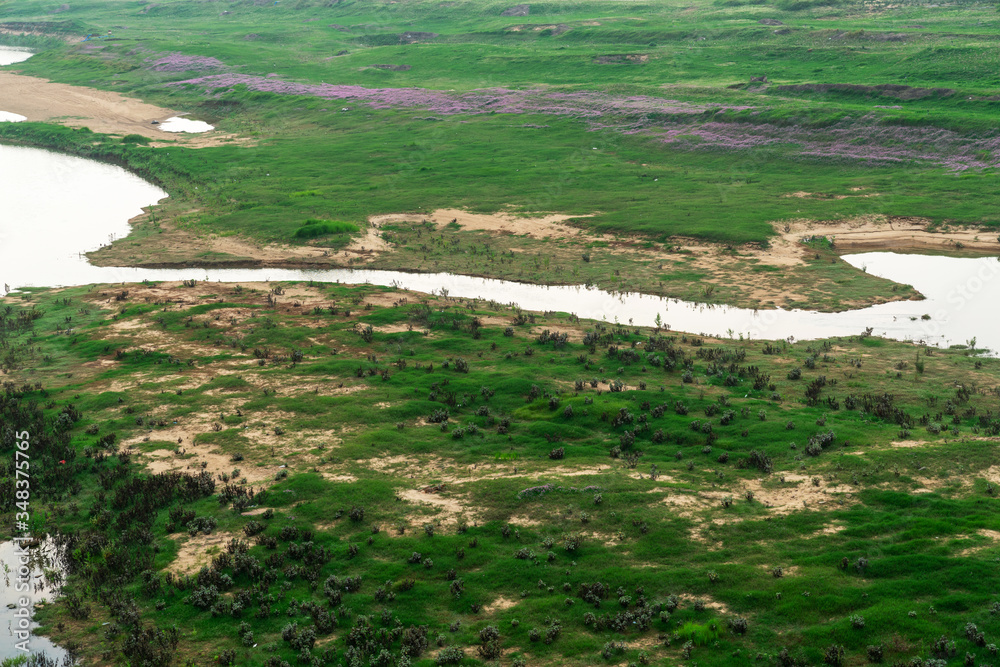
[785,215,999,254]
[0,71,239,147]
[676,214,1000,269]
[370,208,590,240]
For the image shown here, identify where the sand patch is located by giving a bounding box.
[167,531,239,575]
[482,596,518,614]
[0,27,77,43]
[677,593,731,614]
[660,492,707,511]
[0,72,242,147]
[96,279,337,313]
[663,476,854,525]
[741,475,855,514]
[892,439,929,448]
[672,214,998,276]
[773,215,999,258]
[782,191,880,200]
[373,208,591,241]
[353,454,612,485]
[432,208,588,239]
[141,446,278,484]
[373,323,417,334]
[815,522,847,536]
[958,529,1000,556]
[321,472,359,483]
[508,514,542,527]
[241,507,271,516]
[397,487,474,526]
[129,417,280,484]
[341,219,393,263]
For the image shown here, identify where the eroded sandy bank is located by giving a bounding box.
[0,71,239,147]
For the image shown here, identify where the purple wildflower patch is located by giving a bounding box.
[149,53,226,73]
[651,118,1000,171]
[517,484,555,499]
[164,73,1000,171]
[166,74,743,118]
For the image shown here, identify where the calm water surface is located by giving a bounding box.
[0,539,67,660]
[159,116,214,133]
[0,46,33,66]
[2,144,999,353]
[0,47,33,123]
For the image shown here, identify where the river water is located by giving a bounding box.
[0,46,33,67]
[0,47,33,123]
[1,144,998,352]
[0,539,68,661]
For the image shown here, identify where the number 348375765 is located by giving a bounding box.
[14,430,30,519]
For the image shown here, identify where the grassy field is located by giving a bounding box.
[1,0,999,310]
[2,281,1000,666]
[3,1,1000,665]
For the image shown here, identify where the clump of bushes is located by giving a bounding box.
[294,219,360,239]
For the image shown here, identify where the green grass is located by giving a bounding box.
[1,0,998,271]
[2,0,1000,664]
[293,218,360,239]
[3,280,1000,665]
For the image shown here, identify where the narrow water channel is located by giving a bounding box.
[2,146,998,355]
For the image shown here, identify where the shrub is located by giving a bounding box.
[932,636,957,659]
[601,641,626,660]
[243,520,266,537]
[436,646,464,665]
[823,644,845,666]
[740,449,773,474]
[293,219,360,239]
[478,625,502,659]
[402,625,429,657]
[190,584,220,609]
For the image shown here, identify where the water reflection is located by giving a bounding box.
[0,539,68,660]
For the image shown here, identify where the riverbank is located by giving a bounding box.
[0,71,244,147]
[88,203,972,314]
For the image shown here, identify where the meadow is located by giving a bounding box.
[1,0,999,309]
[2,0,1000,665]
[2,280,1000,666]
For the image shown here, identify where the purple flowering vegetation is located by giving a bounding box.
[167,73,999,172]
[149,53,226,72]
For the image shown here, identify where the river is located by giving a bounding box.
[0,539,68,661]
[0,46,33,67]
[1,144,998,352]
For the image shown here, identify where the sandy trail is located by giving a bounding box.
[0,71,239,147]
